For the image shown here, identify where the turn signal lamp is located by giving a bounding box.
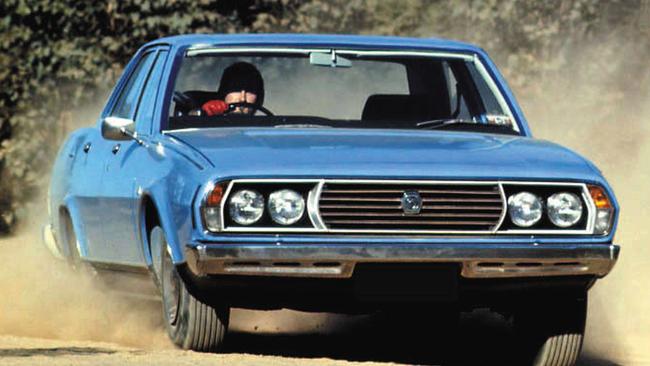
[206,184,224,207]
[588,185,614,235]
[203,182,227,232]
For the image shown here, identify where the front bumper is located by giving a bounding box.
[185,241,619,279]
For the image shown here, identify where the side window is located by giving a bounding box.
[466,63,504,115]
[135,50,169,128]
[111,51,156,119]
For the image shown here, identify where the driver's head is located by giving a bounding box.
[217,62,264,115]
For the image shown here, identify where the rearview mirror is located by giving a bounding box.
[310,51,352,68]
[101,116,135,141]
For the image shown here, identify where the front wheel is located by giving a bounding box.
[514,293,587,366]
[151,226,229,352]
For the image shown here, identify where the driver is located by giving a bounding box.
[201,61,265,116]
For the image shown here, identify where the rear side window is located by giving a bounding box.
[112,51,156,119]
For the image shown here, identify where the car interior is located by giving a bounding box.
[167,54,519,135]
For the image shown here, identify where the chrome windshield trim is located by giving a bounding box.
[186,47,322,57]
[473,54,519,132]
[186,46,474,61]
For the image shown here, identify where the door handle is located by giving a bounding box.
[112,144,121,154]
[83,143,91,154]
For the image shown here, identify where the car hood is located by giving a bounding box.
[166,127,602,182]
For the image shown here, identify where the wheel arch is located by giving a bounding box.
[138,191,186,268]
[58,198,89,260]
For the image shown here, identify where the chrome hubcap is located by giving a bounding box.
[161,245,180,326]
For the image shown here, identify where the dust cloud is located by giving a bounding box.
[0,210,172,349]
[0,32,648,364]
[521,37,650,364]
[0,97,173,349]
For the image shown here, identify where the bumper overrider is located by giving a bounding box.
[184,240,619,279]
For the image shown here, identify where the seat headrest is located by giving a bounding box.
[361,94,450,122]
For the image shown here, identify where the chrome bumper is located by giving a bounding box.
[186,242,619,279]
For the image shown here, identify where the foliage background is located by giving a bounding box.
[0,0,648,232]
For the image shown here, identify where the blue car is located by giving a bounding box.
[44,34,619,364]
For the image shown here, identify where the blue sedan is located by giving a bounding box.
[44,34,619,365]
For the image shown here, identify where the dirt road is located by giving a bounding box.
[1,226,648,366]
[0,311,633,366]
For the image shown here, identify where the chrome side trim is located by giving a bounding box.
[189,242,619,279]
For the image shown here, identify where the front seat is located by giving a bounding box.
[361,94,450,122]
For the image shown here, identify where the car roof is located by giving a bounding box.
[146,33,483,54]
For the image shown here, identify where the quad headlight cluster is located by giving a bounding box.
[228,188,306,226]
[507,191,583,228]
[505,185,613,234]
[202,182,308,231]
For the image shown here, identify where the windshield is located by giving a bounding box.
[168,49,519,135]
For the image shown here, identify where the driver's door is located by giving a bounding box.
[93,49,158,265]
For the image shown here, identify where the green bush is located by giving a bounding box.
[0,0,283,232]
[1,0,648,233]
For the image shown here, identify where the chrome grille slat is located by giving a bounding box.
[319,204,503,211]
[320,196,501,203]
[325,219,497,225]
[322,189,500,195]
[318,182,505,232]
[320,212,502,218]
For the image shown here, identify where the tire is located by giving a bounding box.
[514,294,587,366]
[151,226,229,352]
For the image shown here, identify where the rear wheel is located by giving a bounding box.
[514,293,587,366]
[150,226,229,352]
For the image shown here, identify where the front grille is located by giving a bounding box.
[318,182,505,232]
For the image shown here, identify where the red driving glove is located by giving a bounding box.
[202,100,228,116]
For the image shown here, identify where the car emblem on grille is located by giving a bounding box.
[401,190,422,215]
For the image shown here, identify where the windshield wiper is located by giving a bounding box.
[416,118,476,130]
[273,124,332,128]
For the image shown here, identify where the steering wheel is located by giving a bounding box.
[173,91,197,109]
[227,102,274,116]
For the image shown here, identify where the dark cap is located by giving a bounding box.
[217,62,264,105]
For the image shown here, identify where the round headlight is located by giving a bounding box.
[228,190,264,225]
[547,192,583,228]
[268,189,305,225]
[507,192,543,227]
